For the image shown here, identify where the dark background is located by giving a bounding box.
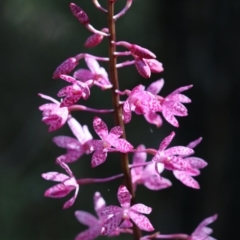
[0,0,239,239]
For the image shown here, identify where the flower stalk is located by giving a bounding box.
[107,1,141,239]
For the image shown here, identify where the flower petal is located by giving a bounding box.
[123,100,132,123]
[108,126,123,139]
[91,151,107,168]
[144,174,172,191]
[93,117,108,139]
[63,186,79,209]
[73,69,94,82]
[184,157,208,169]
[112,138,133,153]
[117,185,131,208]
[165,146,194,156]
[94,192,106,219]
[53,136,81,149]
[132,144,146,175]
[191,214,218,238]
[162,109,179,127]
[44,183,74,198]
[146,79,164,95]
[144,111,163,127]
[85,57,100,74]
[42,172,69,182]
[129,211,154,232]
[101,212,123,235]
[159,132,175,151]
[187,137,202,149]
[173,170,200,189]
[56,159,73,176]
[75,210,99,227]
[100,205,122,217]
[130,204,152,214]
[163,100,188,116]
[75,226,101,240]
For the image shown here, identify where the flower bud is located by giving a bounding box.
[145,59,164,73]
[70,3,89,25]
[131,44,156,59]
[135,58,151,78]
[84,28,108,48]
[53,57,78,79]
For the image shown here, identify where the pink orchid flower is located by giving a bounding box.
[146,79,192,127]
[57,74,92,107]
[73,57,112,89]
[189,214,218,240]
[90,116,133,167]
[42,159,79,209]
[173,137,208,189]
[53,117,93,164]
[123,85,162,124]
[143,214,217,240]
[38,93,69,132]
[152,131,196,174]
[100,185,154,235]
[131,145,172,191]
[74,192,106,240]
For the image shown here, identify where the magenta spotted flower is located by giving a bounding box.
[131,145,172,191]
[189,214,218,240]
[90,117,133,167]
[38,93,69,132]
[100,185,154,235]
[146,214,217,240]
[57,74,92,107]
[53,117,93,164]
[42,159,79,209]
[173,137,208,189]
[73,57,112,89]
[145,79,192,127]
[123,85,162,124]
[74,192,106,240]
[152,131,195,172]
[152,132,201,188]
[152,132,208,189]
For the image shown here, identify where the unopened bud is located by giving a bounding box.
[135,58,151,78]
[145,59,164,73]
[53,57,78,79]
[131,44,156,59]
[84,28,108,48]
[70,3,89,25]
[115,41,156,59]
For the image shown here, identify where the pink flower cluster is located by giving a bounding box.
[39,1,217,240]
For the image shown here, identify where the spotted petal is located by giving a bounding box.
[93,117,108,139]
[173,170,200,189]
[129,211,154,232]
[117,185,131,208]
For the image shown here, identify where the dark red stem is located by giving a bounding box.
[107,1,141,239]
